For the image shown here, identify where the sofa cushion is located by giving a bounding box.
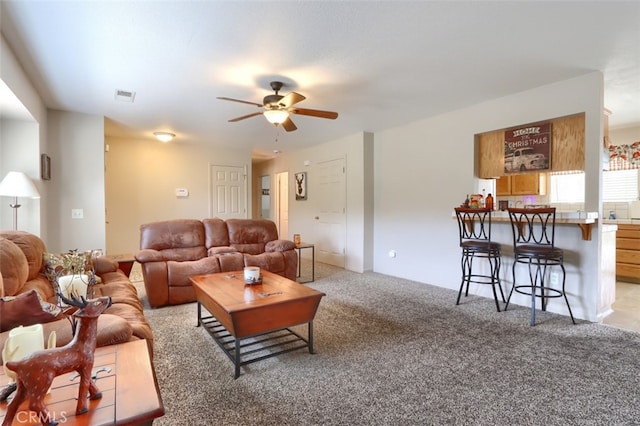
[0,237,29,296]
[0,289,62,333]
[1,231,46,281]
[203,218,230,248]
[244,252,285,274]
[140,219,206,250]
[167,257,221,286]
[227,219,279,254]
[215,252,245,272]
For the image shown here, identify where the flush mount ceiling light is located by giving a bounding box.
[263,109,290,125]
[153,132,175,143]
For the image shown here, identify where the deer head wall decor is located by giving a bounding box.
[2,294,112,426]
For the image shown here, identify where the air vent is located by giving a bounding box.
[114,89,136,102]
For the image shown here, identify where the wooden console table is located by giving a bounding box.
[0,339,164,425]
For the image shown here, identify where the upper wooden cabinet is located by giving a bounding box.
[477,113,585,178]
[495,176,511,196]
[495,173,546,196]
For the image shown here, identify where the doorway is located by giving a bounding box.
[209,164,247,219]
[275,171,289,238]
[260,175,270,219]
[315,158,346,267]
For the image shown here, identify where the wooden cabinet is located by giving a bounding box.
[495,173,545,196]
[616,224,640,283]
[495,176,511,195]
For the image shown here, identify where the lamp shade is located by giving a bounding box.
[264,109,289,125]
[0,171,40,198]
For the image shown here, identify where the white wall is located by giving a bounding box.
[0,33,47,237]
[105,136,251,254]
[374,72,605,322]
[45,110,105,253]
[269,131,374,273]
[0,120,40,233]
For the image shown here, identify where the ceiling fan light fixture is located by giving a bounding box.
[153,131,175,143]
[263,109,289,125]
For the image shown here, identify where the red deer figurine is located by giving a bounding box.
[2,294,112,426]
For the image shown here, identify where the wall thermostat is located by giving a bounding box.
[175,188,189,198]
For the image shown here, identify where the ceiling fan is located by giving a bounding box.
[217,81,338,132]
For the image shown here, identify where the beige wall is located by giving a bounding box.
[105,136,251,254]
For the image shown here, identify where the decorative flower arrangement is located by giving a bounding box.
[43,250,98,304]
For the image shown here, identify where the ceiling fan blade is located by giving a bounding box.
[282,116,297,132]
[278,92,306,108]
[217,97,263,107]
[292,107,339,120]
[228,112,263,122]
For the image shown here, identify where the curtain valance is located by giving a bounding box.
[608,142,640,170]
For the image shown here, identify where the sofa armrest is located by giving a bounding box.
[135,249,165,263]
[93,256,119,274]
[265,239,296,252]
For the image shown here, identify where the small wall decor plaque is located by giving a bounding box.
[294,172,307,200]
[41,154,51,180]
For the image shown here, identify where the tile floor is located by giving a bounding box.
[602,281,640,333]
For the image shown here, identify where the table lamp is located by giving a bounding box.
[0,171,41,230]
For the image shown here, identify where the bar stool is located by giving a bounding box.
[454,207,505,311]
[505,207,575,326]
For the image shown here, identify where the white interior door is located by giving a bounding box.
[316,158,346,267]
[275,171,289,238]
[209,165,247,219]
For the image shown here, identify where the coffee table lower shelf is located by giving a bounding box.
[197,303,314,379]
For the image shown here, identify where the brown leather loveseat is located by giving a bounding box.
[135,218,297,308]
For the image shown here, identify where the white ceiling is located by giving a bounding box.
[1,1,639,157]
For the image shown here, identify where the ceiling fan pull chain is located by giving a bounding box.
[274,126,281,143]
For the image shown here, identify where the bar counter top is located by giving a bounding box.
[453,210,600,240]
[489,210,599,224]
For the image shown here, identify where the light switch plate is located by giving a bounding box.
[71,209,84,219]
[175,188,189,198]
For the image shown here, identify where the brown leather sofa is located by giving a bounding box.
[0,231,153,357]
[135,218,298,308]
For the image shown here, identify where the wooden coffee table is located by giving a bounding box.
[0,339,164,425]
[190,270,325,378]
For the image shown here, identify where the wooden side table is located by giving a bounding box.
[0,339,164,425]
[106,253,136,278]
[295,243,315,283]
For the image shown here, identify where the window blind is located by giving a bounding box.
[603,169,638,202]
[550,170,638,203]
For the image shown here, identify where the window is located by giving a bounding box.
[603,169,638,202]
[550,169,638,203]
[550,172,585,203]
